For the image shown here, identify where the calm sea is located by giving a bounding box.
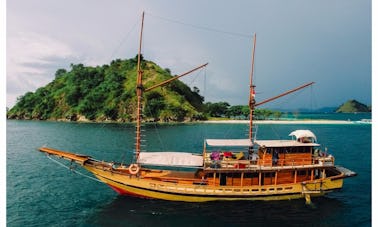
[6,113,371,226]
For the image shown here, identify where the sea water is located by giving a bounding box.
[6,115,371,226]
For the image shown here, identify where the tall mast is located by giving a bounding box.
[135,12,145,163]
[248,33,257,141]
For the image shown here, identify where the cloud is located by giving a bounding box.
[7,32,77,107]
[6,1,371,109]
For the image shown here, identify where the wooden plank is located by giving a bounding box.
[38,147,90,164]
[284,153,312,165]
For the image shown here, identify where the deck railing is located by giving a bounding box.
[204,154,334,169]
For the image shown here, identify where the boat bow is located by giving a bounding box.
[39,147,91,165]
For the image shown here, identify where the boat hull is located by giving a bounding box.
[84,165,343,202]
[38,147,351,202]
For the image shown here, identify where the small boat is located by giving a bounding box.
[38,12,356,203]
[354,119,371,124]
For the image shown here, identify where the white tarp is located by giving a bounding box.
[206,139,253,147]
[289,130,317,142]
[138,152,203,167]
[254,140,320,147]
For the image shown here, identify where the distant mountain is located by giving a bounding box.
[335,100,371,113]
[7,56,205,122]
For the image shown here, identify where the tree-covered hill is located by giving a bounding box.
[7,56,206,122]
[335,99,371,113]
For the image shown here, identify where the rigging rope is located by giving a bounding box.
[202,67,208,141]
[261,86,309,113]
[185,67,207,86]
[143,66,208,151]
[146,12,252,39]
[150,115,167,151]
[46,155,103,183]
[108,19,139,61]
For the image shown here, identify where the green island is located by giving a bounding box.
[6,56,370,122]
[335,100,371,113]
[6,56,280,122]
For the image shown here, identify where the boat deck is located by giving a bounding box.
[203,156,335,172]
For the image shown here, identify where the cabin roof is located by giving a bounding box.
[289,130,317,142]
[139,152,203,167]
[254,140,319,148]
[205,139,253,147]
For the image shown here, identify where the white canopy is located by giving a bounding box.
[206,139,253,147]
[289,130,317,142]
[255,140,319,148]
[138,152,203,167]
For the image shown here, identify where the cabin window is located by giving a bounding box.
[301,147,311,153]
[287,146,311,153]
[292,170,308,177]
[297,170,308,176]
[220,173,227,186]
[263,172,276,185]
[297,170,311,181]
[244,173,259,178]
[227,173,241,178]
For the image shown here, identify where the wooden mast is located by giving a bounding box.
[135,12,145,163]
[145,63,208,92]
[255,82,315,107]
[134,12,207,163]
[247,33,314,141]
[248,33,257,141]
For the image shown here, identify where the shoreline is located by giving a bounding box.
[204,119,368,124]
[6,118,370,125]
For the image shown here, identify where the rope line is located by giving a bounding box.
[46,155,103,183]
[146,12,252,39]
[108,19,139,61]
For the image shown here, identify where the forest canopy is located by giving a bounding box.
[7,56,282,122]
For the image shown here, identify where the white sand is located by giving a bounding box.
[204,119,356,124]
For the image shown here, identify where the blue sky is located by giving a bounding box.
[6,0,372,110]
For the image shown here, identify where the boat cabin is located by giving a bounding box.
[254,139,318,167]
[203,130,333,169]
[200,130,337,187]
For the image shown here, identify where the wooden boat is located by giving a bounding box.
[38,12,356,203]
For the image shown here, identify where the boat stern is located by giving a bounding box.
[334,166,357,179]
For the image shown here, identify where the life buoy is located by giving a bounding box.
[128,164,140,175]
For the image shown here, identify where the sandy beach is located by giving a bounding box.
[204,119,363,124]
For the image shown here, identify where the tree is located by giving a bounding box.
[104,105,119,120]
[7,57,207,122]
[241,106,250,117]
[55,68,67,79]
[204,102,230,117]
[273,111,282,119]
[192,86,200,94]
[144,91,166,120]
[227,105,245,118]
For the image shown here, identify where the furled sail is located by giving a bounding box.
[138,152,203,167]
[206,139,253,147]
